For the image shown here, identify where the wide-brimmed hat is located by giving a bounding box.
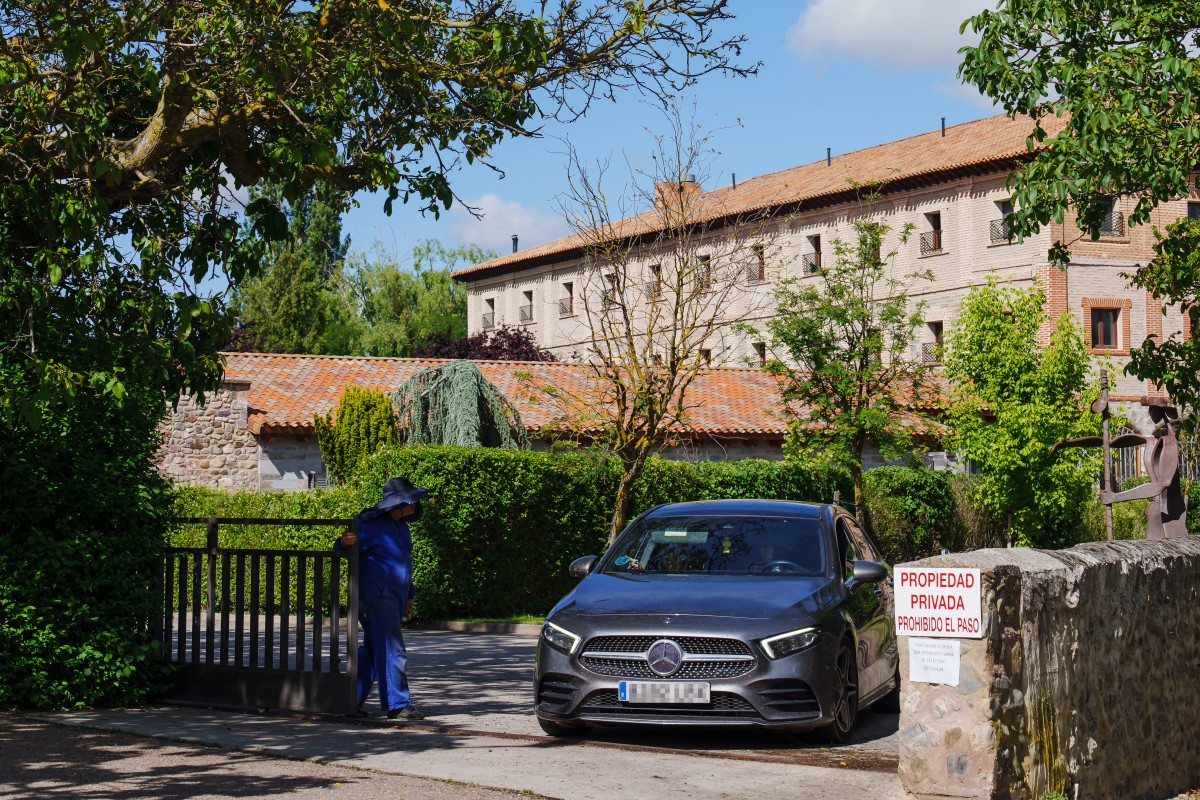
[373,476,428,512]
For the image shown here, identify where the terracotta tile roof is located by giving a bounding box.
[221,352,791,438]
[452,112,1066,282]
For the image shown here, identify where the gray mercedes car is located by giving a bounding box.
[533,499,898,741]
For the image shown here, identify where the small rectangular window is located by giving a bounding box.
[483,298,496,330]
[1189,202,1200,221]
[696,255,712,292]
[749,246,766,282]
[752,342,766,366]
[519,290,534,324]
[1091,308,1120,349]
[699,348,712,366]
[648,264,663,297]
[560,282,574,317]
[920,212,943,256]
[804,235,822,273]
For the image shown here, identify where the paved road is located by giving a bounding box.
[25,630,904,799]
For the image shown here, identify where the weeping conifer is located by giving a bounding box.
[391,360,530,449]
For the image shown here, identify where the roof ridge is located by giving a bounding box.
[224,351,772,372]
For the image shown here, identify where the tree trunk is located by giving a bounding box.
[851,462,872,537]
[609,456,647,545]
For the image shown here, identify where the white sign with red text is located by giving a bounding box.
[894,567,983,639]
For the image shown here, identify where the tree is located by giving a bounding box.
[959,2,1200,419]
[412,326,557,362]
[392,361,530,449]
[0,0,753,706]
[756,205,934,527]
[350,240,493,357]
[2,0,756,406]
[233,181,358,354]
[314,386,398,484]
[943,281,1101,548]
[549,107,772,542]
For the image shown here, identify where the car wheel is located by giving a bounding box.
[874,666,901,713]
[820,639,859,743]
[537,717,590,737]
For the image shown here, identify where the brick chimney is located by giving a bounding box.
[654,174,701,209]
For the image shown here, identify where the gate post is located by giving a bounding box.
[205,518,218,664]
[345,516,361,714]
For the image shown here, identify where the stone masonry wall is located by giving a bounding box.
[157,381,259,489]
[899,538,1200,800]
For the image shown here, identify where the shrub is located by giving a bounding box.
[863,467,962,564]
[175,446,850,620]
[0,391,171,709]
[313,386,397,484]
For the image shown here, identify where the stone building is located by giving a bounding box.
[451,113,1194,427]
[158,353,802,490]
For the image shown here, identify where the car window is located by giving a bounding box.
[604,515,825,576]
[843,518,881,562]
[835,518,858,578]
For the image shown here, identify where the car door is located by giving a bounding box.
[841,516,896,697]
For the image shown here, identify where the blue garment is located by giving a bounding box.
[335,504,421,712]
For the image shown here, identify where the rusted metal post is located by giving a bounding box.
[1100,370,1114,541]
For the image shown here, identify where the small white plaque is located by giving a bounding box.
[908,637,960,686]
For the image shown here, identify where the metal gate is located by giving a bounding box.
[158,517,360,715]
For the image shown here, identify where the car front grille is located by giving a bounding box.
[578,689,759,718]
[579,635,757,680]
[536,675,578,711]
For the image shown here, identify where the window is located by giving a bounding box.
[696,255,712,292]
[1091,308,1120,350]
[519,290,534,324]
[920,212,943,256]
[1189,202,1200,221]
[748,245,766,282]
[752,341,766,366]
[1096,198,1124,237]
[699,348,712,366]
[603,272,619,307]
[652,352,664,367]
[648,264,663,297]
[922,321,944,364]
[560,282,574,317]
[991,200,1014,244]
[803,235,822,273]
[482,298,496,330]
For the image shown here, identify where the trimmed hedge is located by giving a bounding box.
[174,445,850,619]
[863,466,963,563]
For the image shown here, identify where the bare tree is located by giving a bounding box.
[542,107,777,543]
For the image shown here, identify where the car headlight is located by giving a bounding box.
[760,627,821,659]
[541,621,582,655]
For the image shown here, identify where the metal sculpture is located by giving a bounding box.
[1050,370,1188,539]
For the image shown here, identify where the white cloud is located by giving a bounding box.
[787,0,986,72]
[448,193,571,254]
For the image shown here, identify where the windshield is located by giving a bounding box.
[604,515,826,576]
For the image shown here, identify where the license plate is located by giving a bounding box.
[618,681,711,704]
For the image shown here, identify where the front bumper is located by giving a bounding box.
[533,629,841,730]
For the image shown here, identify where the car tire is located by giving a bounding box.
[537,717,590,737]
[819,638,859,744]
[873,667,901,713]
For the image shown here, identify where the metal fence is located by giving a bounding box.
[159,517,360,715]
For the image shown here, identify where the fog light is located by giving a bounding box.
[760,627,820,659]
[542,621,582,655]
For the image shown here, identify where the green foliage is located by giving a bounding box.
[863,467,962,563]
[757,206,935,513]
[0,387,171,709]
[314,386,398,484]
[392,361,531,449]
[959,1,1200,418]
[350,240,493,358]
[944,281,1101,548]
[174,446,850,619]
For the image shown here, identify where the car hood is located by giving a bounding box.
[556,572,838,622]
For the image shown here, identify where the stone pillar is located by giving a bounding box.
[898,540,1200,800]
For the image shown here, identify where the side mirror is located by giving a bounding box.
[569,554,599,579]
[845,560,889,592]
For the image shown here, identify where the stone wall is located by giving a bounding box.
[158,381,259,489]
[898,539,1200,800]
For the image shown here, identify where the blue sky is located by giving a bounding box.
[341,1,996,264]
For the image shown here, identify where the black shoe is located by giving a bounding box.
[386,706,426,721]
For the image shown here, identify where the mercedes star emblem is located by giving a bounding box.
[646,639,684,677]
